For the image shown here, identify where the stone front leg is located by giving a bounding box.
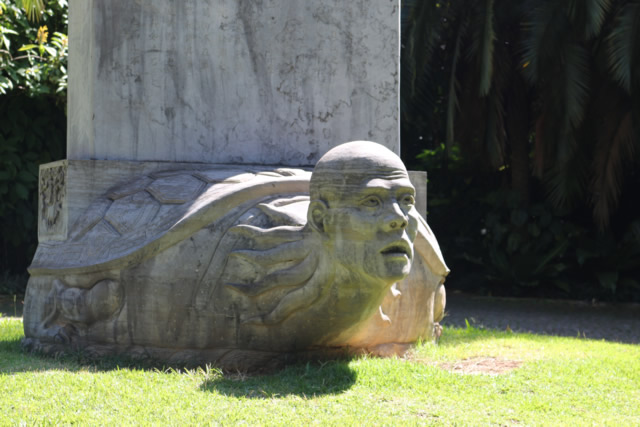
[24,277,123,345]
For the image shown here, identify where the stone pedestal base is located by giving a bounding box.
[27,144,446,369]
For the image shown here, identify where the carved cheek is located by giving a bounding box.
[407,215,419,241]
[332,209,371,239]
[355,213,381,241]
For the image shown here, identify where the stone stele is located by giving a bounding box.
[23,141,448,369]
[67,0,400,165]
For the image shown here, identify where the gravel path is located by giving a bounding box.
[442,292,640,344]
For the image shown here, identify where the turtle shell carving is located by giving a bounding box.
[29,167,311,275]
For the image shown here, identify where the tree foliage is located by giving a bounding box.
[402,0,640,300]
[403,0,639,229]
[0,0,67,276]
[0,0,67,97]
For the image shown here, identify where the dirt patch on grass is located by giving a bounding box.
[440,357,522,375]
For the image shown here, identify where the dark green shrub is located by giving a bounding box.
[478,192,576,293]
[420,144,640,302]
[0,94,66,275]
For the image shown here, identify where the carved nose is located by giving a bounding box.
[386,203,408,230]
[389,218,407,229]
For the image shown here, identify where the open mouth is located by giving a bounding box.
[380,241,411,258]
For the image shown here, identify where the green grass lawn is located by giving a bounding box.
[1,316,638,425]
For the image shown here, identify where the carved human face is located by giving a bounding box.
[322,169,419,285]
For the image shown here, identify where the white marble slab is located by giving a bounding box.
[67,0,400,166]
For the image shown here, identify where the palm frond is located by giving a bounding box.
[483,42,510,169]
[537,71,588,209]
[544,131,589,211]
[400,0,450,132]
[445,13,469,153]
[521,1,566,83]
[565,0,611,39]
[402,1,447,98]
[583,0,611,39]
[562,41,591,129]
[591,112,634,230]
[535,39,590,176]
[607,1,640,93]
[20,0,45,22]
[468,0,496,96]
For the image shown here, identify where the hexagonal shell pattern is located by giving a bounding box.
[104,191,160,235]
[146,174,206,204]
[107,176,154,200]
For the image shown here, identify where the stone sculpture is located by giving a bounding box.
[23,141,448,369]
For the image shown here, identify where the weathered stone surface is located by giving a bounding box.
[67,0,400,166]
[24,142,447,368]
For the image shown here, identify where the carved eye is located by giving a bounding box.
[361,196,381,208]
[401,194,416,206]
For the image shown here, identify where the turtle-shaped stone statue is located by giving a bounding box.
[23,141,448,369]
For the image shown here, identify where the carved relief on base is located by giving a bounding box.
[38,162,67,240]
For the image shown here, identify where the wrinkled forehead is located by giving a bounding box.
[310,141,413,200]
[311,166,414,201]
[362,173,414,192]
[348,168,413,189]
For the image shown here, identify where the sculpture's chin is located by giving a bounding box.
[377,256,412,284]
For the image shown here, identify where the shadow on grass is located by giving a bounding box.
[200,360,357,398]
[1,324,358,397]
[0,319,516,378]
[0,335,178,374]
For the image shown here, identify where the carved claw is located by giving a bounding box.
[225,254,318,296]
[230,240,310,267]
[256,198,308,226]
[49,324,76,344]
[54,329,70,344]
[242,278,324,326]
[240,314,264,326]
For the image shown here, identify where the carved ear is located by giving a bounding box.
[308,200,328,233]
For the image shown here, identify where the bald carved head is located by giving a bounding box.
[307,141,420,286]
[309,141,409,204]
